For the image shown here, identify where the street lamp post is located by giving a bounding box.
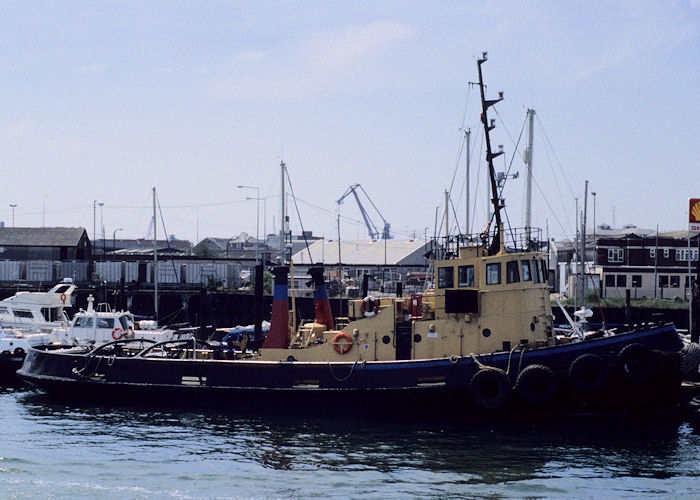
[9,204,16,228]
[237,185,260,265]
[112,228,123,261]
[247,196,267,262]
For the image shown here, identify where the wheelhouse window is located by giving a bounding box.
[506,261,520,283]
[539,260,548,283]
[13,310,34,318]
[608,248,623,263]
[520,260,532,281]
[486,263,501,285]
[74,316,93,328]
[531,260,540,283]
[458,265,474,287]
[632,275,642,288]
[438,267,454,288]
[97,318,115,328]
[0,306,8,314]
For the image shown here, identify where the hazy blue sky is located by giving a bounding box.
[0,1,697,245]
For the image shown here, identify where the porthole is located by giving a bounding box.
[382,335,391,344]
[482,328,491,338]
[413,334,422,343]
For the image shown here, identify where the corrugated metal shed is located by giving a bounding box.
[291,239,428,266]
[0,227,87,247]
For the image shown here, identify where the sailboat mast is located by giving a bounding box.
[476,52,505,254]
[525,109,535,242]
[153,187,158,322]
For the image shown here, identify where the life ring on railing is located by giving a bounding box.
[469,368,510,409]
[360,296,380,317]
[112,327,123,340]
[332,331,353,354]
[60,293,67,303]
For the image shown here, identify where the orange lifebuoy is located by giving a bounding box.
[332,331,353,354]
[360,296,380,317]
[112,327,123,340]
[60,293,67,303]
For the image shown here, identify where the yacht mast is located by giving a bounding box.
[476,52,505,255]
[153,187,158,322]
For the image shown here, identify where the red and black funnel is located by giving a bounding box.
[261,266,290,349]
[309,265,334,330]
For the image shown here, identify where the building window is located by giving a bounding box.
[659,275,669,288]
[632,275,642,288]
[437,267,454,288]
[605,275,615,287]
[649,248,656,259]
[486,263,501,285]
[670,276,680,288]
[676,249,700,262]
[616,275,626,287]
[608,248,624,263]
[506,261,520,283]
[663,248,669,258]
[458,265,474,287]
[521,260,532,281]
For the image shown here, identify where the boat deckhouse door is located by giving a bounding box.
[395,321,412,360]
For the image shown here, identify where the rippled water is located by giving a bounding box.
[1,384,699,499]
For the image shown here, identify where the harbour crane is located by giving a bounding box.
[336,184,392,239]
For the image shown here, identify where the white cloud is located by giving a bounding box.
[207,21,414,101]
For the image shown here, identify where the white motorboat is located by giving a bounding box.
[0,278,75,333]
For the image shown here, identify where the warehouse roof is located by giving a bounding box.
[0,227,88,247]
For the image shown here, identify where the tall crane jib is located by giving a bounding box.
[336,184,392,240]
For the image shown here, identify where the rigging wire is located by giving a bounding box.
[284,165,313,264]
[155,191,191,326]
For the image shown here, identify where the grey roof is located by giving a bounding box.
[0,227,87,247]
[292,238,429,266]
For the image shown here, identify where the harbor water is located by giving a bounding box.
[1,384,700,499]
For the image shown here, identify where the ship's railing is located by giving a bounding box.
[430,227,544,260]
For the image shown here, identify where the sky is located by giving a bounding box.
[0,1,698,246]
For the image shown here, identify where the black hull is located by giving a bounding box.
[18,324,685,416]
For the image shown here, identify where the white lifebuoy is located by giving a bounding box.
[360,296,380,317]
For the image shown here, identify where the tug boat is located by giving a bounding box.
[17,54,700,415]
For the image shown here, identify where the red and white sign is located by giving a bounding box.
[690,198,700,233]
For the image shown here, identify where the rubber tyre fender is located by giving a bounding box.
[515,364,557,405]
[568,353,609,393]
[618,343,658,384]
[680,342,700,376]
[469,368,510,409]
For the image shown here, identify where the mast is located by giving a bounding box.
[476,52,505,255]
[579,181,588,306]
[280,161,286,250]
[152,187,158,322]
[465,128,471,234]
[525,109,535,245]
